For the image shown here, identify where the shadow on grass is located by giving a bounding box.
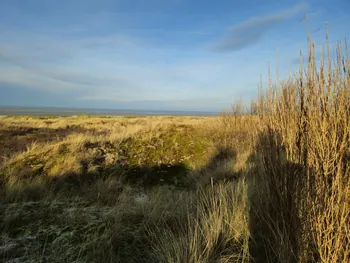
[246,131,315,263]
[0,142,242,202]
[50,163,192,192]
[203,146,237,170]
[51,146,239,192]
[0,142,246,262]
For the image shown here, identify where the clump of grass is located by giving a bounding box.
[207,101,257,153]
[149,179,250,263]
[253,24,350,262]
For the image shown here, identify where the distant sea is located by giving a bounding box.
[0,106,219,117]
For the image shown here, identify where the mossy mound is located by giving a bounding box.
[116,124,212,186]
[0,124,213,188]
[118,124,210,167]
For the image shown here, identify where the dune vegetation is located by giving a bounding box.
[1,32,349,262]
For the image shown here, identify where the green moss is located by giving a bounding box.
[117,124,212,186]
[119,124,210,166]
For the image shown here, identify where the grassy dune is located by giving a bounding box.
[1,33,349,262]
[0,115,256,262]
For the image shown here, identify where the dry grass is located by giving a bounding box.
[1,26,348,263]
[0,115,255,262]
[251,27,350,262]
[149,180,250,263]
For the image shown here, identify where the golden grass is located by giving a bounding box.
[150,180,250,263]
[252,27,350,262]
[0,115,255,262]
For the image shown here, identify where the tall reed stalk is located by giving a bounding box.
[254,23,350,262]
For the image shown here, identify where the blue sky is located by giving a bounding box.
[0,0,349,111]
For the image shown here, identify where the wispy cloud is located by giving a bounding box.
[0,28,247,105]
[4,0,344,111]
[213,3,308,52]
[0,29,142,93]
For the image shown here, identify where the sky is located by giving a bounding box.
[0,0,349,111]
